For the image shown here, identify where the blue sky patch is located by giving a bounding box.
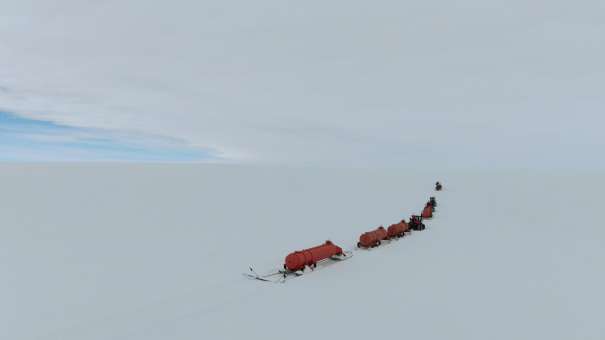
[0,111,215,162]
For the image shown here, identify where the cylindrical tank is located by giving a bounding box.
[358,226,388,248]
[387,223,405,239]
[400,220,410,232]
[421,205,433,218]
[387,220,409,238]
[284,241,344,271]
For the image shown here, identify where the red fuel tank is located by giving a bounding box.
[358,226,388,248]
[284,241,344,271]
[421,205,433,218]
[401,220,411,232]
[387,220,409,239]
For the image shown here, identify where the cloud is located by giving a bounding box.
[0,112,216,162]
[1,0,604,167]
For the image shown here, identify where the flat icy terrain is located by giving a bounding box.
[2,165,604,339]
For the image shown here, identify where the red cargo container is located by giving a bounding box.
[357,226,388,248]
[284,241,344,271]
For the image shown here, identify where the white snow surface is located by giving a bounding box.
[2,164,604,339]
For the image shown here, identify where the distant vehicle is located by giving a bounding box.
[429,196,437,209]
[409,215,426,231]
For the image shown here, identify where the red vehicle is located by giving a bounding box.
[429,196,437,209]
[409,215,426,231]
[387,220,409,239]
[284,240,345,272]
[357,226,388,248]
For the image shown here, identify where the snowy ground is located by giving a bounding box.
[2,165,604,340]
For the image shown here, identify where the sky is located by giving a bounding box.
[0,111,214,162]
[1,0,604,167]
